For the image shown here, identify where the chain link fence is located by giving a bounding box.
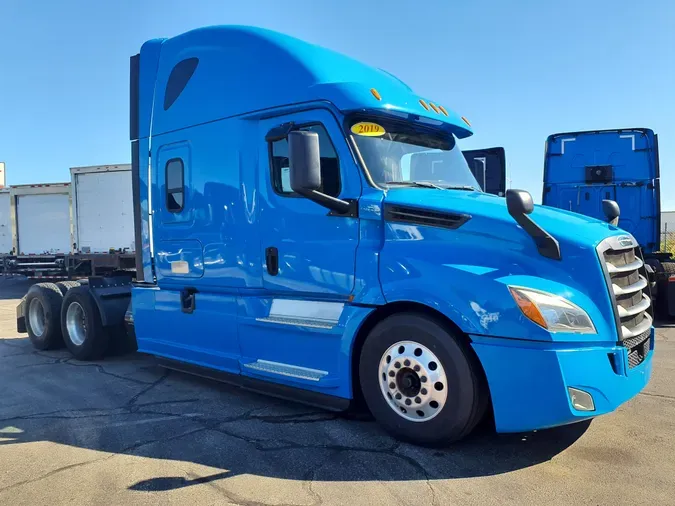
[662,229,675,255]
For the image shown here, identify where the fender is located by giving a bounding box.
[87,275,133,327]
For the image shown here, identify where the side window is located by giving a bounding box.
[166,159,184,212]
[269,124,341,197]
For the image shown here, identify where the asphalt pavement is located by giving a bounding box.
[1,277,674,505]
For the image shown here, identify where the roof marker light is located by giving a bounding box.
[438,105,449,117]
[461,116,471,127]
[370,88,382,101]
[419,99,430,111]
[429,102,440,113]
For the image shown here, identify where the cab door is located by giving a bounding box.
[258,109,361,297]
[236,108,361,389]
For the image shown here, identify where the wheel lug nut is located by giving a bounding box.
[389,371,395,377]
[394,362,401,369]
[405,399,411,406]
[389,382,396,389]
[395,393,402,400]
[421,376,427,383]
[415,397,421,404]
[413,365,420,372]
[421,388,427,395]
[404,359,410,366]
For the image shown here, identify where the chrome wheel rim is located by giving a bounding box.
[28,298,46,337]
[378,340,448,422]
[66,302,87,346]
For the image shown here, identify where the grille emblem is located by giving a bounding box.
[617,235,634,248]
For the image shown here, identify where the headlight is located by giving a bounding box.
[508,286,596,334]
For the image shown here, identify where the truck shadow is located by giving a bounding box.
[126,414,591,492]
[0,339,592,489]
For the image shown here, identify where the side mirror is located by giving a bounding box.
[287,130,354,216]
[506,189,561,260]
[289,130,322,193]
[602,199,620,226]
[506,189,534,216]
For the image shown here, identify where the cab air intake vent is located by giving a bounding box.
[384,205,470,230]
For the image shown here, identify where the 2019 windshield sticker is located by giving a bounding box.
[351,122,386,137]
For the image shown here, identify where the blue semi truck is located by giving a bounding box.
[16,26,654,445]
[543,128,675,318]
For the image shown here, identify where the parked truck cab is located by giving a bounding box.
[543,128,675,317]
[19,26,654,445]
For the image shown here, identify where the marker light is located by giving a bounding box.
[419,99,430,111]
[508,286,596,334]
[429,102,440,113]
[509,287,547,329]
[461,116,471,127]
[370,88,382,101]
[438,105,449,117]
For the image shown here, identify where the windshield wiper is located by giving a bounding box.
[387,181,478,191]
[442,185,478,191]
[387,181,446,190]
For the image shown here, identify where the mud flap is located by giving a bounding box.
[16,297,26,334]
[88,275,132,327]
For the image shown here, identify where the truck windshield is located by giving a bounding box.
[350,118,480,190]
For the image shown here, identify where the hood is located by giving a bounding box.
[378,187,626,342]
[383,188,625,250]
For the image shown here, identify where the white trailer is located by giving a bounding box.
[12,183,71,255]
[663,211,675,234]
[71,164,134,253]
[3,166,136,278]
[1,183,72,277]
[0,189,11,254]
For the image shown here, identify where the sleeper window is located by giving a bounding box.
[166,159,184,212]
[269,124,341,197]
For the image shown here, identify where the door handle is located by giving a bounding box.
[181,287,198,314]
[266,247,279,276]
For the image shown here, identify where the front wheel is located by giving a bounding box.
[359,313,487,445]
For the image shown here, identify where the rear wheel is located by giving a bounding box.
[61,285,109,360]
[25,283,64,350]
[56,280,81,297]
[359,313,487,445]
[662,262,675,275]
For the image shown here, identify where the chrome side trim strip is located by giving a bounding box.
[243,359,328,381]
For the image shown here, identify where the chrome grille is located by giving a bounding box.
[597,235,652,368]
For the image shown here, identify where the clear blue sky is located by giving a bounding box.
[1,0,673,208]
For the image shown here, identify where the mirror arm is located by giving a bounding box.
[506,189,561,260]
[511,212,561,260]
[296,189,358,217]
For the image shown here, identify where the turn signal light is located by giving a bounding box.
[509,287,548,329]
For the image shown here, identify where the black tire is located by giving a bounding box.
[56,280,81,297]
[662,262,675,275]
[24,283,64,350]
[60,285,110,360]
[359,313,487,446]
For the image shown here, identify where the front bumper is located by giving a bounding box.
[471,329,654,433]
